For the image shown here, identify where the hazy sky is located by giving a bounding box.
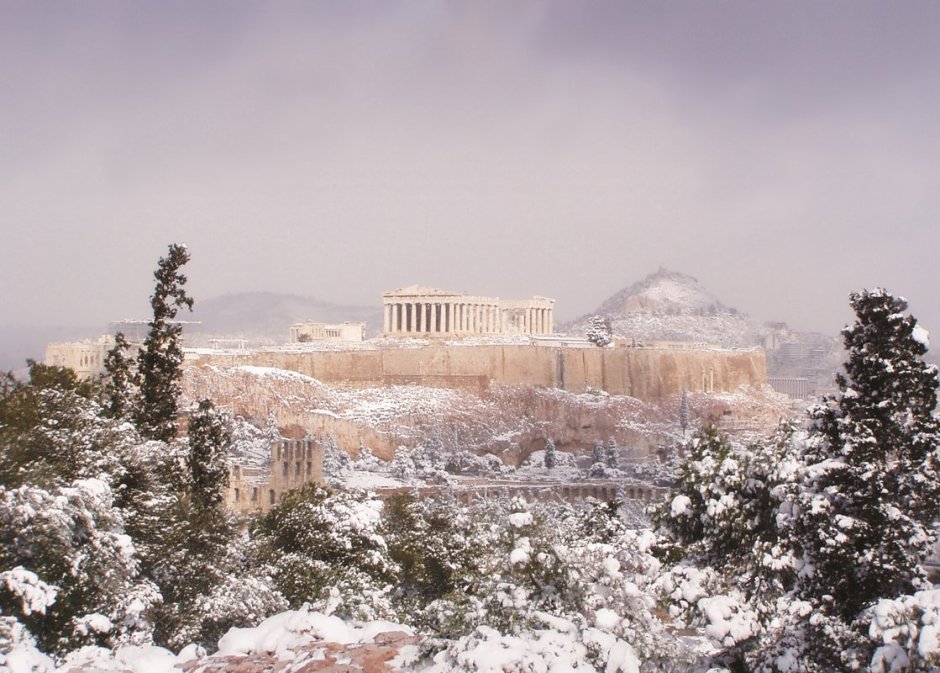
[3,1,940,335]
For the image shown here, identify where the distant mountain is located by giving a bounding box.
[593,268,731,318]
[565,268,763,348]
[187,292,384,342]
[564,268,843,391]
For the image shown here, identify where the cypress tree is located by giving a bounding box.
[134,244,193,441]
[679,390,690,436]
[606,438,618,468]
[187,398,230,510]
[102,332,135,418]
[795,289,940,621]
[543,439,557,469]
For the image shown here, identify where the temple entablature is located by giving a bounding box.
[382,285,554,337]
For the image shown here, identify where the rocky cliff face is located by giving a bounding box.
[183,361,786,465]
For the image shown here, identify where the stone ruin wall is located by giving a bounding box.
[190,343,766,399]
[227,437,326,514]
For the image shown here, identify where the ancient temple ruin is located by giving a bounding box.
[382,285,554,337]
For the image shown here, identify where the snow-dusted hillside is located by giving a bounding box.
[184,364,790,470]
[565,268,767,347]
[595,268,728,316]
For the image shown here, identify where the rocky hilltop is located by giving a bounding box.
[565,268,842,387]
[565,268,766,347]
[593,268,731,317]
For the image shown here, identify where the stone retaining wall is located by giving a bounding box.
[191,343,765,399]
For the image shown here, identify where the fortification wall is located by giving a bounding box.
[191,344,765,399]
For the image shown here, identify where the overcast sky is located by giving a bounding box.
[2,1,940,336]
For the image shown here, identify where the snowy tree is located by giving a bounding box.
[381,492,485,630]
[679,390,690,436]
[0,365,128,490]
[321,434,350,487]
[652,289,940,672]
[543,439,557,469]
[134,244,193,442]
[186,399,230,510]
[586,315,613,347]
[776,289,940,666]
[652,425,799,597]
[0,480,159,654]
[102,332,135,419]
[605,438,618,468]
[250,484,396,621]
[592,440,605,466]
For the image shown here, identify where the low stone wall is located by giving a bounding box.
[375,480,667,505]
[191,343,765,400]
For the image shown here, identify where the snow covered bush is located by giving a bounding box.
[250,484,396,621]
[651,423,800,602]
[382,492,481,623]
[0,479,159,654]
[866,589,940,672]
[443,450,510,476]
[0,369,128,491]
[426,615,641,673]
[391,441,449,483]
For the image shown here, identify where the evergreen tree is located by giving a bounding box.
[187,399,230,510]
[586,315,613,347]
[134,244,193,442]
[606,438,618,468]
[0,363,118,490]
[679,389,690,436]
[102,332,135,418]
[592,440,605,466]
[543,439,556,469]
[249,484,395,620]
[793,289,940,622]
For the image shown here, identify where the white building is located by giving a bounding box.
[289,321,366,344]
[382,285,555,337]
[45,335,116,379]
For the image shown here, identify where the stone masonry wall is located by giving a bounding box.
[191,344,765,399]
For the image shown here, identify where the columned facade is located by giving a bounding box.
[383,285,555,338]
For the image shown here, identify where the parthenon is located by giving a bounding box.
[383,285,555,337]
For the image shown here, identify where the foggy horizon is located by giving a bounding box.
[3,2,940,340]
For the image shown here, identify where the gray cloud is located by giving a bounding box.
[2,1,939,338]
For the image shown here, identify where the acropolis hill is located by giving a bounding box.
[176,280,777,513]
[187,284,767,400]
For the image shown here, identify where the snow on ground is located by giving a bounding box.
[343,471,410,491]
[49,609,414,673]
